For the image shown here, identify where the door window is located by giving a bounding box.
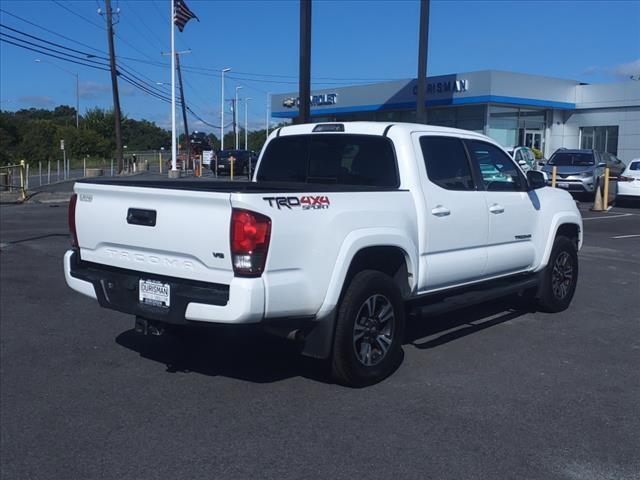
[419,136,475,191]
[514,150,523,162]
[467,140,526,192]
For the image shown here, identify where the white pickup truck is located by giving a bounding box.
[65,122,582,386]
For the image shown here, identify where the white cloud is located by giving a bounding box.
[613,58,640,79]
[581,66,599,76]
[18,95,54,107]
[79,81,135,99]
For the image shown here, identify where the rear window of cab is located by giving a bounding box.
[257,134,399,187]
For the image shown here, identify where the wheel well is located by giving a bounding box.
[343,246,411,298]
[556,223,580,248]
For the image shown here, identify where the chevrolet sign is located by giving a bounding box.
[283,93,338,109]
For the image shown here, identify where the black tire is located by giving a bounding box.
[331,270,405,387]
[536,236,579,312]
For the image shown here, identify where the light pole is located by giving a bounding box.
[35,58,79,128]
[235,86,243,150]
[221,68,231,151]
[266,92,271,138]
[244,97,252,150]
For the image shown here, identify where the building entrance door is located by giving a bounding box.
[524,130,542,151]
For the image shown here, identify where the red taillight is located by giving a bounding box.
[68,193,79,248]
[619,175,635,182]
[230,208,271,277]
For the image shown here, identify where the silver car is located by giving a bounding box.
[542,149,625,193]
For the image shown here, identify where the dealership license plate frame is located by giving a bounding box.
[139,279,171,308]
[557,182,570,189]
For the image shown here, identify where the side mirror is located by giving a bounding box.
[597,162,606,168]
[527,170,546,190]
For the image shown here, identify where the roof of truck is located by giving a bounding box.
[275,121,490,139]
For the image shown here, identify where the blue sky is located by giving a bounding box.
[1,0,639,134]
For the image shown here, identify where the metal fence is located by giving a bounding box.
[0,161,27,200]
[4,150,214,196]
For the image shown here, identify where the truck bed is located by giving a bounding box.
[75,177,402,193]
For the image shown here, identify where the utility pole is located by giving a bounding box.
[266,92,270,138]
[416,0,430,124]
[104,0,124,174]
[231,98,236,148]
[297,0,312,124]
[244,97,251,150]
[75,72,79,128]
[220,67,231,151]
[175,53,190,168]
[235,86,242,149]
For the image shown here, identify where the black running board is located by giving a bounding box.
[410,274,539,317]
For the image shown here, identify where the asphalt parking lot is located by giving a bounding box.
[1,198,639,480]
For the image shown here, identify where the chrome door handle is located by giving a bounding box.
[489,204,505,214]
[431,206,451,217]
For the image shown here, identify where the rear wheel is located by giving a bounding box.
[536,236,578,312]
[331,270,405,387]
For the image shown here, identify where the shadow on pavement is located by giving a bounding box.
[406,300,531,350]
[116,298,532,384]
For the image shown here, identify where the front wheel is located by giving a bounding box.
[536,236,579,312]
[331,270,405,387]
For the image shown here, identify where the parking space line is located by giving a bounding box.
[612,234,640,239]
[583,213,633,220]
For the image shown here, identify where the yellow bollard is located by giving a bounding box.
[603,167,610,211]
[159,152,162,174]
[230,157,234,181]
[551,166,557,188]
[19,160,26,201]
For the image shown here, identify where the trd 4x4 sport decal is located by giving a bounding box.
[263,196,330,210]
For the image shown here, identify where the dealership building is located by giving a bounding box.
[271,70,640,162]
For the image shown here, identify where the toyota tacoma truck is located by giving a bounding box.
[64,122,582,387]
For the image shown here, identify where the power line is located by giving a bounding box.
[51,0,105,31]
[0,26,218,129]
[120,2,165,54]
[0,36,110,71]
[2,7,398,86]
[0,8,106,56]
[0,23,109,62]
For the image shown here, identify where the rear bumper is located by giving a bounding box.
[64,250,264,324]
[618,182,640,197]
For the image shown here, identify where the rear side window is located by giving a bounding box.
[419,136,475,191]
[466,140,526,192]
[630,161,640,171]
[257,134,398,187]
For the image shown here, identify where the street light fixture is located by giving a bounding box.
[35,58,79,128]
[220,68,231,151]
[235,86,243,150]
[244,97,252,150]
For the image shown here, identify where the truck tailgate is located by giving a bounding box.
[74,182,234,285]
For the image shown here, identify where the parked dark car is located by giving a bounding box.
[542,149,626,193]
[214,150,257,177]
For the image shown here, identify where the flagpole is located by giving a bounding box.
[170,0,177,174]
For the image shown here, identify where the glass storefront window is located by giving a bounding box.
[580,126,618,155]
[488,106,519,148]
[428,105,485,133]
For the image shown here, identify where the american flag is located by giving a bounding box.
[173,0,199,32]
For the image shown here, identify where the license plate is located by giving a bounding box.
[219,165,225,169]
[139,279,170,308]
[557,182,569,189]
